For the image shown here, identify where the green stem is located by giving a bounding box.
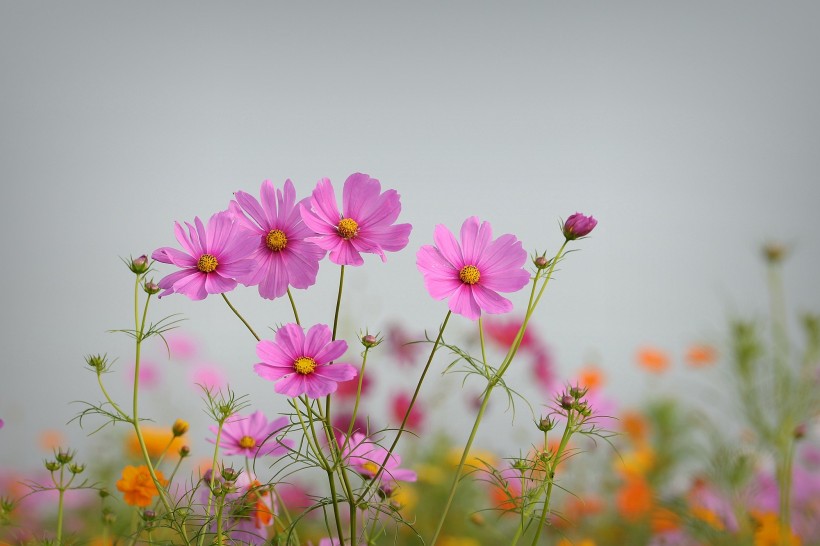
[222,293,261,341]
[332,265,345,341]
[55,466,65,545]
[530,414,575,546]
[342,347,371,453]
[286,288,301,325]
[199,420,225,546]
[355,311,452,505]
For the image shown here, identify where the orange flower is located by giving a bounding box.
[127,426,184,459]
[616,474,653,520]
[577,365,604,391]
[685,344,717,367]
[751,511,802,546]
[621,411,649,444]
[637,347,670,373]
[651,506,681,533]
[116,465,167,507]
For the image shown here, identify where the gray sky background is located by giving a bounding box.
[2,2,819,468]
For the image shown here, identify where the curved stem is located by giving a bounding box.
[221,293,260,341]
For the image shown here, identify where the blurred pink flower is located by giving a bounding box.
[386,322,422,367]
[152,212,257,300]
[483,317,536,349]
[562,212,598,240]
[126,360,161,389]
[390,391,424,432]
[300,173,412,266]
[342,432,416,495]
[165,332,198,360]
[190,363,226,390]
[230,179,326,299]
[334,366,372,399]
[209,410,292,458]
[254,323,357,398]
[416,216,530,320]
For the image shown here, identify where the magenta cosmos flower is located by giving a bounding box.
[208,410,292,458]
[562,212,597,240]
[229,179,326,299]
[342,432,416,495]
[254,323,357,398]
[300,173,412,266]
[416,216,530,320]
[152,212,257,300]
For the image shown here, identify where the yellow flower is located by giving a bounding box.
[127,426,184,459]
[116,465,167,507]
[171,418,189,437]
[557,539,596,546]
[751,511,801,546]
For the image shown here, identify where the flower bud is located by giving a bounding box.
[142,510,156,522]
[560,394,575,410]
[762,242,787,264]
[99,488,110,498]
[562,213,597,240]
[470,512,485,526]
[85,354,111,374]
[361,333,381,348]
[220,467,239,482]
[45,460,60,471]
[143,280,161,295]
[129,255,150,274]
[69,463,85,474]
[533,255,549,269]
[537,417,555,432]
[55,450,74,464]
[794,423,807,440]
[171,419,189,437]
[179,445,191,458]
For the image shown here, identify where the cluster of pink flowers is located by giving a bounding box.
[152,173,597,399]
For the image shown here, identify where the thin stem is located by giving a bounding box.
[530,413,575,546]
[55,466,65,545]
[430,386,493,545]
[478,317,489,377]
[355,311,452,504]
[332,265,345,341]
[286,288,301,326]
[221,293,260,341]
[342,346,371,453]
[199,420,225,546]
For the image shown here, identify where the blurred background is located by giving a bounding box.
[1,2,819,469]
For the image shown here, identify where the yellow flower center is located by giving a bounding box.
[362,462,380,476]
[337,218,359,239]
[197,254,218,273]
[265,229,288,251]
[294,356,317,375]
[459,265,481,285]
[238,436,256,449]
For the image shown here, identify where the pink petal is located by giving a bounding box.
[303,324,332,358]
[304,375,337,398]
[274,323,306,359]
[431,224,464,268]
[459,217,492,265]
[275,374,307,397]
[256,339,291,367]
[449,284,481,320]
[234,189,269,230]
[471,284,514,315]
[327,239,364,266]
[204,273,237,295]
[254,362,293,382]
[342,173,381,221]
[313,363,357,382]
[308,178,342,226]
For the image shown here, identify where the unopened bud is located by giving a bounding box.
[142,510,156,522]
[69,463,85,475]
[470,512,485,526]
[794,423,807,440]
[99,488,110,499]
[129,255,150,274]
[55,450,74,464]
[361,333,381,348]
[762,242,787,264]
[534,255,549,270]
[143,280,160,295]
[172,419,189,437]
[560,394,575,410]
[537,417,555,432]
[220,467,239,482]
[179,445,191,458]
[45,460,60,471]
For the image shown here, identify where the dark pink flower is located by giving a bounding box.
[209,411,292,458]
[386,323,422,367]
[300,173,412,266]
[416,216,530,320]
[390,391,424,432]
[562,212,597,240]
[152,212,257,300]
[342,432,416,495]
[230,179,326,299]
[254,323,357,398]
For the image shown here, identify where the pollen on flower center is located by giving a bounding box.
[459,265,481,285]
[294,356,317,375]
[362,462,380,476]
[197,254,218,273]
[265,229,288,251]
[239,435,256,449]
[337,218,359,239]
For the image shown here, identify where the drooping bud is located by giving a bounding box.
[562,213,597,240]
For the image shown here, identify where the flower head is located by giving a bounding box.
[230,179,326,299]
[300,173,412,266]
[416,216,530,320]
[254,323,357,398]
[151,212,257,300]
[209,411,292,458]
[116,465,167,507]
[561,212,597,240]
[343,432,416,495]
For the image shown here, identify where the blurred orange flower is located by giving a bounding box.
[651,506,681,533]
[577,365,604,391]
[621,411,649,445]
[751,511,801,546]
[127,426,184,459]
[685,344,717,367]
[637,347,670,373]
[616,474,653,520]
[116,465,167,507]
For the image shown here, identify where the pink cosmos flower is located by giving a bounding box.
[342,432,416,495]
[254,323,357,398]
[190,363,226,390]
[390,391,424,432]
[209,411,293,458]
[152,212,257,300]
[416,216,530,320]
[229,179,326,299]
[300,173,412,266]
[562,212,598,240]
